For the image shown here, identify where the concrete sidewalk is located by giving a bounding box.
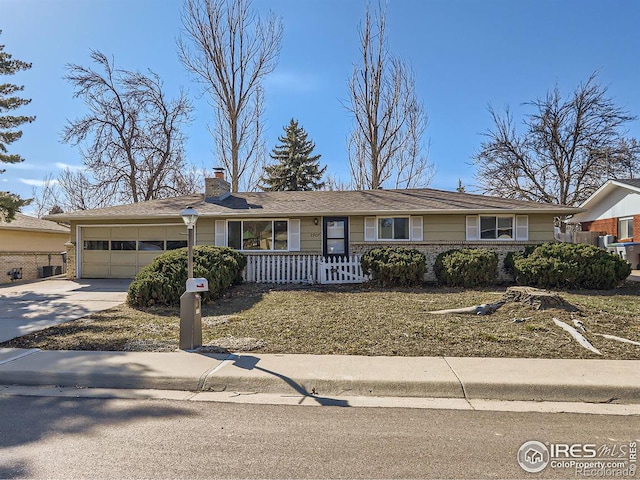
[0,348,639,404]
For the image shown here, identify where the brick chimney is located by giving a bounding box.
[205,167,231,200]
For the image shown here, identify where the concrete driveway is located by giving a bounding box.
[0,278,130,343]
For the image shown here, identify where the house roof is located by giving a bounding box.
[45,187,579,222]
[0,213,70,233]
[578,179,640,211]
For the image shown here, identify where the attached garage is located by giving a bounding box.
[80,224,186,278]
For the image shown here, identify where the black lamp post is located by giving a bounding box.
[179,207,202,350]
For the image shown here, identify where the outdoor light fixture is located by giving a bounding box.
[314,217,319,226]
[179,206,202,350]
[181,207,199,230]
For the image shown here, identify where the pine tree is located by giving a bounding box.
[0,31,35,220]
[261,119,326,191]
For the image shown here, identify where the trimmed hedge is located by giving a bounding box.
[512,242,631,289]
[127,246,246,307]
[434,248,499,287]
[361,246,426,287]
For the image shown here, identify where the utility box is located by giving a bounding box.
[186,277,209,293]
[179,291,202,350]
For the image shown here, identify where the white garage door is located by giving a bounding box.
[80,225,187,278]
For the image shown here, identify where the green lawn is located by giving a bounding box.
[3,282,640,359]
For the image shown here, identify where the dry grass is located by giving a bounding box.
[3,282,640,359]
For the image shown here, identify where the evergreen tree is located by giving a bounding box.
[0,31,35,220]
[456,179,465,193]
[261,119,326,191]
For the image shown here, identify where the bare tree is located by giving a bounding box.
[345,4,433,190]
[62,51,195,206]
[30,174,60,218]
[178,0,282,192]
[473,73,637,206]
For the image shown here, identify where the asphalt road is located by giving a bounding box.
[0,395,637,479]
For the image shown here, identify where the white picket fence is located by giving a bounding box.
[319,255,368,284]
[243,254,368,285]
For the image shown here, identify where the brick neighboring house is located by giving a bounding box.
[0,213,70,284]
[571,179,640,268]
[46,173,579,283]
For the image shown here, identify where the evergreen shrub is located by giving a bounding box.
[127,246,246,307]
[434,248,499,287]
[512,242,631,289]
[361,246,426,287]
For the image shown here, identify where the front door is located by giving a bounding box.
[323,217,349,257]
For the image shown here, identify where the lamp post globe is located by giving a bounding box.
[181,207,199,228]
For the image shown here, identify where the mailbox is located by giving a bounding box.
[186,277,209,292]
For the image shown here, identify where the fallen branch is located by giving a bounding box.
[429,302,504,315]
[552,318,602,355]
[593,333,640,347]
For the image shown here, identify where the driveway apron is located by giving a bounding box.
[0,278,129,342]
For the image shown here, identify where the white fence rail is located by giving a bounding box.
[242,254,367,285]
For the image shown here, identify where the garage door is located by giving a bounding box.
[81,225,187,278]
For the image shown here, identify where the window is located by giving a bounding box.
[480,216,513,240]
[138,240,164,251]
[619,217,634,240]
[83,240,109,250]
[111,240,136,251]
[166,240,188,250]
[227,220,288,251]
[377,217,410,240]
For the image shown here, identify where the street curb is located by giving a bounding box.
[0,350,639,404]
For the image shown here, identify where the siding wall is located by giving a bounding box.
[68,213,556,280]
[0,229,69,252]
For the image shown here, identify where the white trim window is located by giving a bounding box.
[378,216,410,240]
[364,216,423,242]
[466,215,528,241]
[223,219,299,252]
[619,217,634,240]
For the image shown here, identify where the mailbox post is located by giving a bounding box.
[179,207,204,350]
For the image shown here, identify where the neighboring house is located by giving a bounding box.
[0,213,70,284]
[571,179,640,268]
[46,173,578,283]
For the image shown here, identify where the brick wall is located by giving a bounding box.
[350,241,538,282]
[0,251,67,285]
[65,241,76,279]
[580,218,618,237]
[635,215,640,243]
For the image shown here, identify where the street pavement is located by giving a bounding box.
[0,278,639,405]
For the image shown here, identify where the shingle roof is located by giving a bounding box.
[0,213,70,233]
[45,187,579,222]
[615,178,640,189]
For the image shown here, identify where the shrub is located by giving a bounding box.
[434,248,499,287]
[504,245,539,275]
[361,246,426,287]
[127,246,246,307]
[512,242,631,289]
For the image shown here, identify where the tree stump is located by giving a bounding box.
[501,286,577,311]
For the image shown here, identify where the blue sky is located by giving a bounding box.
[3,0,640,214]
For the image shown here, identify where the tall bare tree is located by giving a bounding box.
[178,0,282,192]
[473,73,638,206]
[346,5,433,190]
[62,51,195,206]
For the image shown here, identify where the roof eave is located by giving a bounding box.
[50,207,582,222]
